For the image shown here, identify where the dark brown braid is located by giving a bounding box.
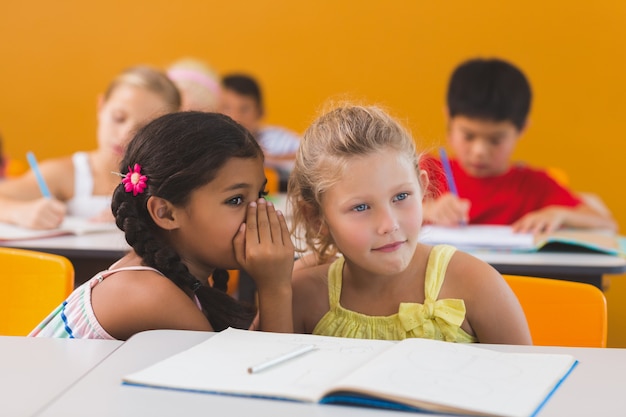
[111,111,260,331]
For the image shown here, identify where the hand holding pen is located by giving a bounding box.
[432,148,470,226]
[15,151,67,229]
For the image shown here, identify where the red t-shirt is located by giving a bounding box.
[421,155,582,225]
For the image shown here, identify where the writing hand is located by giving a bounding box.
[511,207,566,234]
[423,193,470,226]
[15,197,66,229]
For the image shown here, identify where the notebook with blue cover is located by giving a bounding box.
[123,328,577,417]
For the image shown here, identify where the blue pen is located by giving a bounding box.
[26,151,51,198]
[439,147,467,225]
[438,147,459,196]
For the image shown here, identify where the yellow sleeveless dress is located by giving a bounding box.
[312,244,477,342]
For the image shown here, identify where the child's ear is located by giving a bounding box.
[300,201,328,238]
[146,196,179,230]
[419,169,430,198]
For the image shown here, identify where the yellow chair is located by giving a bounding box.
[503,275,607,347]
[0,247,74,336]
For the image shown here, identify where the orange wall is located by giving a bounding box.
[2,1,626,345]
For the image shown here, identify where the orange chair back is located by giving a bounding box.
[264,166,280,195]
[503,275,607,347]
[0,247,74,336]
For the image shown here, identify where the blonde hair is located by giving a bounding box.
[104,65,181,112]
[167,58,221,111]
[288,103,421,263]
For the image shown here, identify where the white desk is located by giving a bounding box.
[1,224,624,290]
[33,330,626,417]
[0,336,122,417]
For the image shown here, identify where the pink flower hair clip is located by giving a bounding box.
[112,163,148,196]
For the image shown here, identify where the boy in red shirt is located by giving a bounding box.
[423,58,616,233]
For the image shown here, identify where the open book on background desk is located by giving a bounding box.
[0,217,118,241]
[123,328,577,417]
[419,225,626,256]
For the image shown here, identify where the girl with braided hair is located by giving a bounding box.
[30,111,294,340]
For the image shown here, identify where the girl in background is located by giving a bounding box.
[0,65,180,229]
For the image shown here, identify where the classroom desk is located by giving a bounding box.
[1,226,624,292]
[0,336,122,417]
[33,329,626,417]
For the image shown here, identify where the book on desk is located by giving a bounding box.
[419,225,626,257]
[123,328,577,417]
[0,217,118,241]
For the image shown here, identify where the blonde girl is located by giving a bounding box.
[289,104,531,344]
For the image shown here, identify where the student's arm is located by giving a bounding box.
[513,173,617,233]
[512,203,617,234]
[234,199,294,333]
[0,158,69,228]
[442,250,532,345]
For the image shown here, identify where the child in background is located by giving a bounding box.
[219,73,300,177]
[30,112,294,340]
[0,65,180,229]
[167,57,221,112]
[289,104,531,344]
[422,57,616,233]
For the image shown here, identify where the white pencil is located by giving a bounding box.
[247,344,316,374]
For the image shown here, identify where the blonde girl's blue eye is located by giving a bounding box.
[352,203,369,212]
[393,192,409,202]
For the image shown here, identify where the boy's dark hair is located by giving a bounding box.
[111,111,262,331]
[222,74,264,116]
[447,58,532,131]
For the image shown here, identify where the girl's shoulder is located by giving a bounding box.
[93,265,173,303]
[38,155,76,199]
[292,261,331,292]
[39,154,75,173]
[439,249,509,301]
[93,265,211,339]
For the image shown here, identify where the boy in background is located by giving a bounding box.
[219,73,300,184]
[423,57,616,234]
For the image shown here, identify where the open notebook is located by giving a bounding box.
[419,225,626,256]
[0,217,118,241]
[123,328,577,417]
